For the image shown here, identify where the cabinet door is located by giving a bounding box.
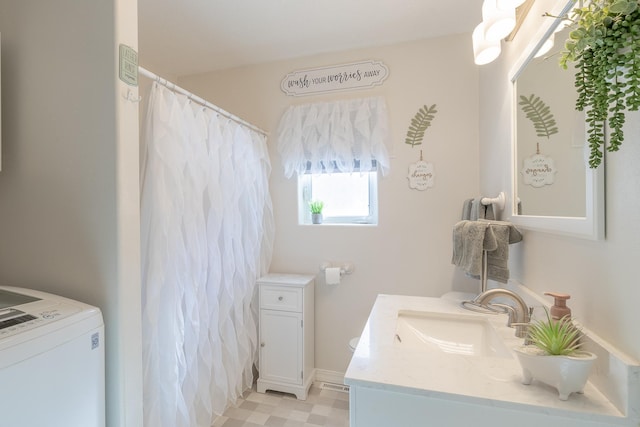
[260,310,302,385]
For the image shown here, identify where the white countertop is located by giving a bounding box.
[344,294,632,425]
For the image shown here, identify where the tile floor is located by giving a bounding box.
[212,383,350,427]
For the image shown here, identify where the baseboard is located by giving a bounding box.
[314,369,345,385]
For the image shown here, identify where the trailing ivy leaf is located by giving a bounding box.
[610,0,635,14]
[518,94,559,139]
[405,104,438,147]
[557,1,640,167]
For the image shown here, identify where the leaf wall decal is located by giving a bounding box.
[405,104,438,147]
[519,94,559,139]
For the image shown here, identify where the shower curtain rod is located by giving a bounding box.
[138,66,268,137]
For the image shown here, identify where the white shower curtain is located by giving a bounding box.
[141,82,274,427]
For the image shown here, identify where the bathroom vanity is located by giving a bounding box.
[344,291,640,427]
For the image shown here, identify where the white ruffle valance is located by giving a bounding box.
[276,96,391,178]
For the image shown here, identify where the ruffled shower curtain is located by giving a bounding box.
[141,82,274,427]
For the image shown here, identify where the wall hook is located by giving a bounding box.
[123,89,142,103]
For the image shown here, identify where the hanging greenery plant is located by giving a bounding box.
[519,93,559,139]
[556,0,640,168]
[405,104,438,147]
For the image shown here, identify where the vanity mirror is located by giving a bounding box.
[509,0,604,240]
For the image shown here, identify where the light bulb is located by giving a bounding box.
[473,22,502,65]
[534,36,554,58]
[482,0,516,41]
[496,0,527,9]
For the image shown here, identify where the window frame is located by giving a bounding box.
[298,169,379,226]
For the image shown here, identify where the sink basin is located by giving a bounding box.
[395,310,511,358]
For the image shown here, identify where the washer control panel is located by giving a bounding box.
[0,309,37,329]
[0,302,81,339]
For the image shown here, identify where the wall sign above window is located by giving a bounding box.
[280,60,389,97]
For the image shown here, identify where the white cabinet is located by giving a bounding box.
[257,274,314,400]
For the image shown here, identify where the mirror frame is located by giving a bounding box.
[508,0,605,240]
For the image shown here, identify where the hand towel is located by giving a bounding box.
[479,220,523,283]
[451,221,467,267]
[478,219,523,243]
[484,203,496,221]
[461,198,473,220]
[469,198,482,221]
[451,220,498,277]
[465,195,500,222]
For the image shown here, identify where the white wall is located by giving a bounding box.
[479,0,640,362]
[0,1,142,426]
[179,34,480,374]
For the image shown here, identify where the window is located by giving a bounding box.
[299,168,378,225]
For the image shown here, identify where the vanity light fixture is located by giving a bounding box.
[534,17,571,59]
[534,36,555,58]
[482,0,517,41]
[473,22,502,65]
[496,0,527,8]
[472,0,530,65]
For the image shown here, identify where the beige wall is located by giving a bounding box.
[479,0,640,361]
[0,2,633,424]
[0,1,142,426]
[179,34,481,373]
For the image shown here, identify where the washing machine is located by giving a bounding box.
[0,286,105,427]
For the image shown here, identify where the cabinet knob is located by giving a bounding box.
[278,296,283,301]
[261,342,265,347]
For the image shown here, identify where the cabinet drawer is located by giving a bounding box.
[260,285,302,312]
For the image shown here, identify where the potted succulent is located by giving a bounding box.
[513,309,597,400]
[555,0,640,168]
[309,200,324,224]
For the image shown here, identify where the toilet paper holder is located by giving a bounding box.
[319,261,355,276]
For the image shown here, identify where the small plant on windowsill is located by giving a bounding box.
[513,309,597,400]
[309,200,324,224]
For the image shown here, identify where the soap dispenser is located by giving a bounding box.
[544,292,571,320]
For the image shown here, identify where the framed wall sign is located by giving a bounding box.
[281,60,389,96]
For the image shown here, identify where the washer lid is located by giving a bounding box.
[0,289,40,310]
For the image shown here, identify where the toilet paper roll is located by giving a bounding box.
[325,267,341,285]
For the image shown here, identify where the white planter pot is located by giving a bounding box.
[311,213,323,224]
[513,345,597,401]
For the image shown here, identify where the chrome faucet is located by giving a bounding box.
[473,288,530,338]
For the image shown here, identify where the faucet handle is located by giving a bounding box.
[511,322,531,341]
[488,303,516,326]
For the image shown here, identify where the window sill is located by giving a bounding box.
[299,222,378,227]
